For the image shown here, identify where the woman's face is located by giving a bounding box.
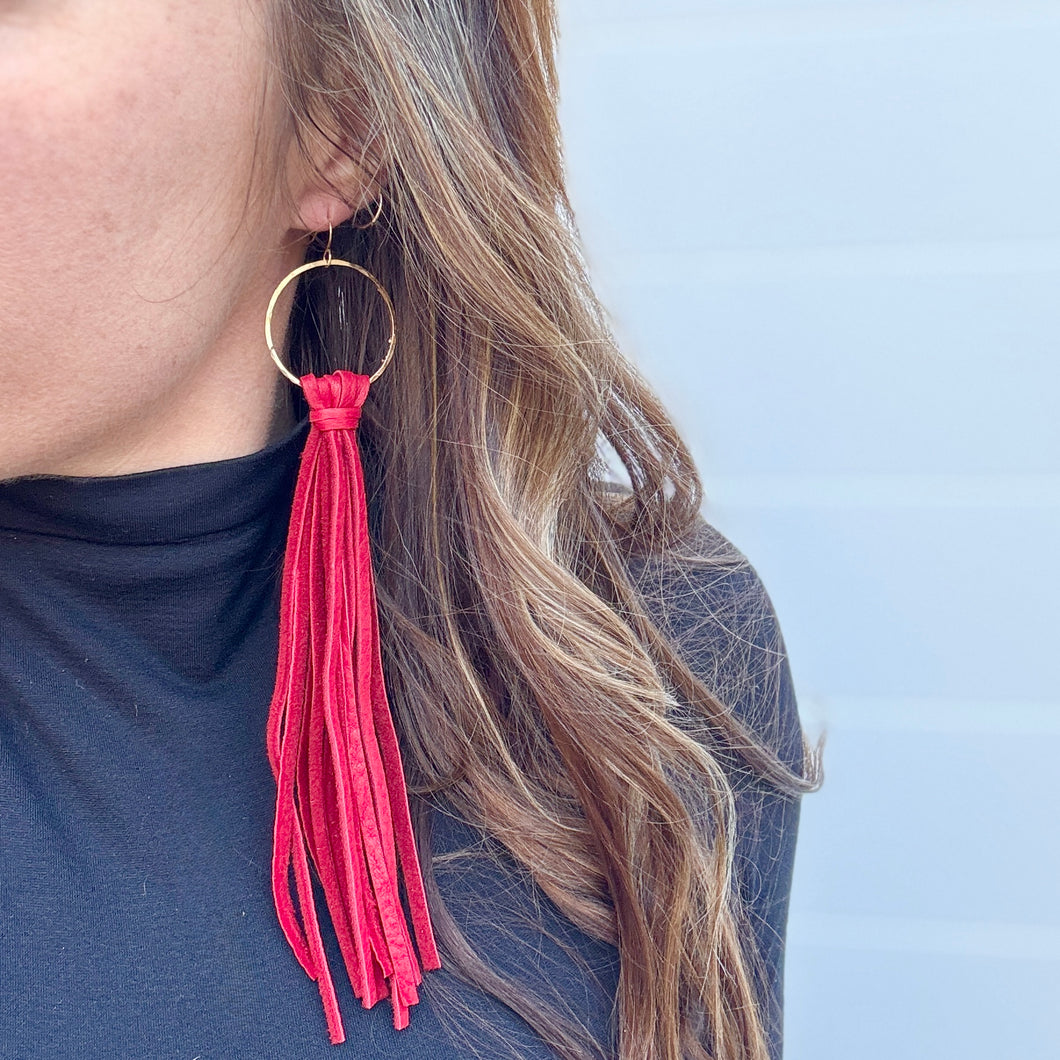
[0,0,347,478]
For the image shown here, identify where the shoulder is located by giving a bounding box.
[622,514,806,780]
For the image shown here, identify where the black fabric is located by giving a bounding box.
[0,420,802,1060]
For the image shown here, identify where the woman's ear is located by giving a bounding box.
[284,130,383,234]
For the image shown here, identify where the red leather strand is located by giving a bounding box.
[265,370,441,1044]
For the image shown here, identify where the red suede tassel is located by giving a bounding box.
[265,369,441,1044]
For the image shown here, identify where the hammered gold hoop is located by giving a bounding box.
[264,247,397,388]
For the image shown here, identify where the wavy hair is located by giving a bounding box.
[265,1,824,1057]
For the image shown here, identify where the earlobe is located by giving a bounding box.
[287,134,382,236]
[294,189,358,234]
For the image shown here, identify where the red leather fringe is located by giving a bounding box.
[266,370,441,1044]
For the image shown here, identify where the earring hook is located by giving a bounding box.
[323,222,334,267]
[351,198,384,230]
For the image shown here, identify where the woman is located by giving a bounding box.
[0,1,823,1058]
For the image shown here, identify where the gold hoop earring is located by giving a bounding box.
[350,198,384,230]
[264,221,396,388]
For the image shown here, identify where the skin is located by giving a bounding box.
[0,0,372,479]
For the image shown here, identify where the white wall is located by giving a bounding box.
[556,3,1060,1058]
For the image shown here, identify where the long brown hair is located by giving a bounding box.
[266,1,824,1057]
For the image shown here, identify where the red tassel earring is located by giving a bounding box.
[262,216,441,1044]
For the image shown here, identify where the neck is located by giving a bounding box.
[20,308,299,480]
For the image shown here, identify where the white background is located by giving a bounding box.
[556,2,1060,1058]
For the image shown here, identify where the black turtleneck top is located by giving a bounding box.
[0,418,803,1060]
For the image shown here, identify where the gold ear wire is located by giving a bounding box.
[264,224,396,389]
[350,198,384,230]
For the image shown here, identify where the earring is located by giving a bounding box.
[261,221,440,1047]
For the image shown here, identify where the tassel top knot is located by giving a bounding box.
[303,370,370,431]
[309,406,361,431]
